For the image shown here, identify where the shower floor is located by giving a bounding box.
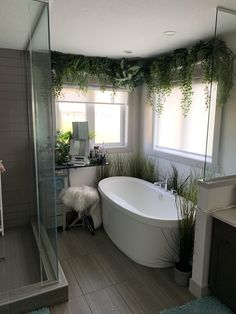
[0,224,41,295]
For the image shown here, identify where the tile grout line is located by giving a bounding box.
[66,257,85,297]
[112,282,135,314]
[83,282,134,314]
[65,253,118,297]
[83,294,94,314]
[83,282,120,297]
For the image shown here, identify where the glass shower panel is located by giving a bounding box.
[30,0,58,281]
[204,7,236,179]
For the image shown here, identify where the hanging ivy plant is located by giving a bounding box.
[148,55,176,115]
[194,39,216,109]
[175,48,196,116]
[211,39,234,106]
[51,38,234,116]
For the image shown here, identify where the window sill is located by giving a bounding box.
[104,145,131,153]
[150,147,212,169]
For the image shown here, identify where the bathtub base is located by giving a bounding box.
[105,226,175,268]
[102,195,178,268]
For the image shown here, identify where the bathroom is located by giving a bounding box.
[1,0,236,313]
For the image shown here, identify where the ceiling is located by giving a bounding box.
[49,0,236,58]
[0,0,45,50]
[1,0,236,57]
[0,0,29,50]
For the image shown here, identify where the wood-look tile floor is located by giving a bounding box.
[0,225,41,294]
[51,227,194,314]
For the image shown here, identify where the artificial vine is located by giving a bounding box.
[148,55,176,115]
[51,38,235,116]
[176,49,195,117]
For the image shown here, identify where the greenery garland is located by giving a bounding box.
[51,38,234,116]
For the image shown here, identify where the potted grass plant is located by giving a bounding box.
[174,178,197,287]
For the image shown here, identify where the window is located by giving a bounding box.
[55,86,129,148]
[153,81,218,162]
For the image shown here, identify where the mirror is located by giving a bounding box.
[204,7,236,179]
[72,121,89,140]
[69,121,90,161]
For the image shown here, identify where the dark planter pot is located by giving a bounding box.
[174,263,192,287]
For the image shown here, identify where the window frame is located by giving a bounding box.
[55,84,130,152]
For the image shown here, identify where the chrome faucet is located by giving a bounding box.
[154,179,168,191]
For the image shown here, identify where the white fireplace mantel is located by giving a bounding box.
[189,175,236,298]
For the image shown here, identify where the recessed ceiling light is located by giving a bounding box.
[123,50,133,54]
[163,30,176,36]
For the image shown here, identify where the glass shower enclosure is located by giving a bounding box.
[0,0,61,311]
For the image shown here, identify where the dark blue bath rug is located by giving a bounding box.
[160,296,233,314]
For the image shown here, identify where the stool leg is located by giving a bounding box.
[84,215,95,235]
[68,212,83,229]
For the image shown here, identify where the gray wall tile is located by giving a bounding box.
[0,48,36,228]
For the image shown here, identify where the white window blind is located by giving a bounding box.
[55,86,128,148]
[153,81,218,161]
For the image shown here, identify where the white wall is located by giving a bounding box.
[69,167,97,187]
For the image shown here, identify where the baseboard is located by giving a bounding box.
[189,278,210,298]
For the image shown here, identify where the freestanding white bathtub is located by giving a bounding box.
[98,176,179,268]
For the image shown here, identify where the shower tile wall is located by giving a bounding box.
[0,48,36,227]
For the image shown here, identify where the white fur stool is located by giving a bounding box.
[60,186,102,234]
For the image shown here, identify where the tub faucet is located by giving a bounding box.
[154,180,168,191]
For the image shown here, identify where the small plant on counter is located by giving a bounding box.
[90,145,107,165]
[55,130,72,165]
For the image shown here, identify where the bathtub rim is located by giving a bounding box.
[98,176,179,228]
